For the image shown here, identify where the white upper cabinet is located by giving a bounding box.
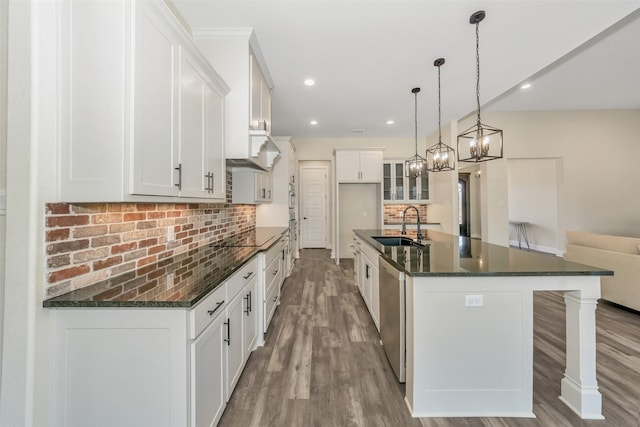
[250,54,272,134]
[57,0,229,202]
[194,29,280,171]
[335,149,384,183]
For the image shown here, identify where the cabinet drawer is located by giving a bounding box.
[227,257,259,301]
[264,238,285,269]
[264,279,279,331]
[190,283,227,339]
[361,243,379,269]
[265,255,281,298]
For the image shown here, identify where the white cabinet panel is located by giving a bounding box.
[191,312,226,427]
[359,151,384,181]
[179,53,206,198]
[225,291,245,400]
[132,2,179,196]
[243,277,259,356]
[204,79,227,199]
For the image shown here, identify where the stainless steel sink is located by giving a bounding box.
[371,236,425,247]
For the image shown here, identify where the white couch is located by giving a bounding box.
[564,230,640,311]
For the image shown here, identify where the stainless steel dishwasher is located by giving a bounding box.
[379,255,406,382]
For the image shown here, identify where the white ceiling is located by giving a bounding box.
[172,1,640,139]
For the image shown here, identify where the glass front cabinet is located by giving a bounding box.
[383,160,429,203]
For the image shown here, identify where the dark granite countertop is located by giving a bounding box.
[354,229,613,277]
[43,227,288,308]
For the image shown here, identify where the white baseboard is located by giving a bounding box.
[509,240,558,255]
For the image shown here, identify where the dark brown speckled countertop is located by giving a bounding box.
[43,227,288,308]
[355,229,612,277]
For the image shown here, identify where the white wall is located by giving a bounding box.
[507,158,560,253]
[0,0,8,388]
[1,2,56,425]
[424,121,458,235]
[338,183,379,259]
[488,110,640,243]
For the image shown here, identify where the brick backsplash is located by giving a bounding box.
[384,204,428,224]
[44,172,256,298]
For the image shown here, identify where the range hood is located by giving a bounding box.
[227,130,281,171]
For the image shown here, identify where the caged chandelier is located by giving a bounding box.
[457,10,503,163]
[405,87,428,177]
[426,58,455,172]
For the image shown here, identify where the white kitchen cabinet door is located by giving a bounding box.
[243,277,259,357]
[191,313,226,427]
[203,75,227,200]
[250,54,272,134]
[335,150,361,182]
[371,264,380,332]
[225,291,245,400]
[178,53,206,198]
[250,54,263,131]
[359,151,384,181]
[131,3,179,197]
[178,51,227,200]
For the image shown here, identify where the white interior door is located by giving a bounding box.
[300,166,327,248]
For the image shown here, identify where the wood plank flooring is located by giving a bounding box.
[219,249,640,427]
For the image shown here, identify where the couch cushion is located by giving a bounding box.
[566,230,640,255]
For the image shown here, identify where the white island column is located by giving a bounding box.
[560,289,603,419]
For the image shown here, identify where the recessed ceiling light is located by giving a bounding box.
[309,120,318,125]
[520,83,532,90]
[386,120,395,125]
[304,78,315,86]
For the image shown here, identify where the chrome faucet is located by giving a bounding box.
[401,205,422,241]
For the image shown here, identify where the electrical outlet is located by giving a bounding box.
[465,294,484,307]
[167,272,175,287]
[168,226,175,241]
[348,243,355,252]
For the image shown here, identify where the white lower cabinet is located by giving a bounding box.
[353,234,380,332]
[259,236,286,336]
[51,257,260,427]
[191,312,226,427]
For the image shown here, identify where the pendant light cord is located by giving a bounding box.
[437,64,442,144]
[414,91,418,155]
[475,20,481,127]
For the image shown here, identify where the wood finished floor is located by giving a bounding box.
[219,249,640,427]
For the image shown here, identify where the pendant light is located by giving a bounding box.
[457,10,503,163]
[426,58,455,172]
[405,87,428,177]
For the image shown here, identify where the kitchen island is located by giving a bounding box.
[354,229,612,420]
